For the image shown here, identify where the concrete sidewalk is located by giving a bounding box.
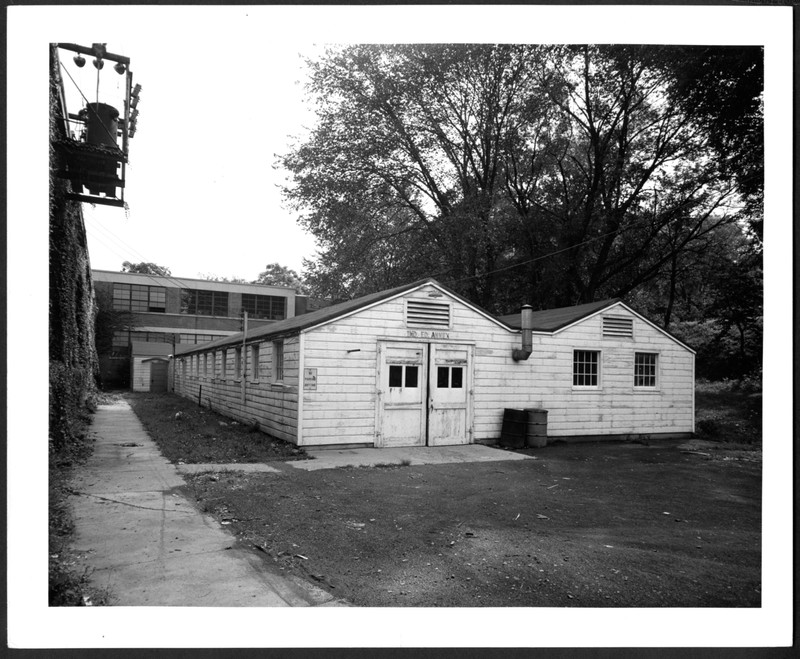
[69,400,346,606]
[292,444,535,471]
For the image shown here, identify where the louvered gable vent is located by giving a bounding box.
[603,315,633,338]
[406,299,450,328]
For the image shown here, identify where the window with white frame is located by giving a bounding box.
[634,352,658,388]
[273,340,284,382]
[573,350,600,387]
[250,344,260,380]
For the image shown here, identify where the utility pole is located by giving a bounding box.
[241,310,248,405]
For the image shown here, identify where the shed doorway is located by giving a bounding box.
[377,342,473,447]
[146,359,169,393]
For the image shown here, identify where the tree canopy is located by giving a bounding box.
[121,261,171,277]
[282,45,761,314]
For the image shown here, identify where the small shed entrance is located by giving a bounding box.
[377,342,473,447]
[145,358,169,393]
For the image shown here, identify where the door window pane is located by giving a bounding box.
[437,366,449,388]
[389,365,403,387]
[451,367,463,388]
[405,366,419,388]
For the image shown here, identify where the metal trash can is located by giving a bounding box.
[524,408,548,448]
[500,408,528,448]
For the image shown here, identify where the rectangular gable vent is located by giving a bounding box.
[407,299,451,328]
[603,315,633,338]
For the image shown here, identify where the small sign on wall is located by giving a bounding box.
[303,367,318,391]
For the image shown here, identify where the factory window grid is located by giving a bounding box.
[241,294,287,321]
[112,283,166,313]
[634,352,658,388]
[573,350,600,388]
[180,289,229,317]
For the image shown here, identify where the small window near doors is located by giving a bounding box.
[437,366,464,388]
[389,364,419,388]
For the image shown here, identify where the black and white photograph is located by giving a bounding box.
[7,2,794,651]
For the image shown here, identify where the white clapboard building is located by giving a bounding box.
[171,278,695,447]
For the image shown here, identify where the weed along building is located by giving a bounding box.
[171,279,695,448]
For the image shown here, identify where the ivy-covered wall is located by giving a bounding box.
[49,44,99,453]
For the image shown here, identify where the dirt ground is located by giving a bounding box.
[182,440,761,607]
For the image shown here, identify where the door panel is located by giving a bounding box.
[428,345,471,446]
[378,343,426,447]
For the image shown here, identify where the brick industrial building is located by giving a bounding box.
[93,269,310,390]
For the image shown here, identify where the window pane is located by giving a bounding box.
[405,366,419,388]
[573,350,599,387]
[437,366,449,388]
[389,365,403,387]
[451,367,463,388]
[213,292,228,316]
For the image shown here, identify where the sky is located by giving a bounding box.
[6,3,795,651]
[64,34,325,280]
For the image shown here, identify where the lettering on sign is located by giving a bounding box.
[303,367,318,391]
[406,330,451,340]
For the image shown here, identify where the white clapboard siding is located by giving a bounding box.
[172,283,694,448]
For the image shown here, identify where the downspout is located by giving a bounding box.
[512,305,533,361]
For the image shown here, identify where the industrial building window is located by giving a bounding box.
[437,366,463,388]
[273,341,284,382]
[602,315,633,338]
[180,289,229,316]
[573,350,600,387]
[634,352,658,388]
[242,294,287,320]
[250,344,260,380]
[112,283,166,313]
[389,365,419,388]
[406,299,450,328]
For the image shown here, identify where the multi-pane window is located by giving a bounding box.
[634,352,658,388]
[180,289,229,316]
[112,284,166,313]
[573,350,600,387]
[250,344,260,380]
[437,366,463,388]
[241,294,287,320]
[389,364,419,388]
[273,340,284,382]
[178,333,226,345]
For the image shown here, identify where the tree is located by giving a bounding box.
[121,261,171,277]
[254,263,308,293]
[199,273,248,283]
[282,45,760,315]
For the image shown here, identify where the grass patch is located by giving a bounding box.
[126,392,307,464]
[695,379,762,445]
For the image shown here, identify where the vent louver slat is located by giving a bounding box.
[603,315,633,338]
[407,299,450,328]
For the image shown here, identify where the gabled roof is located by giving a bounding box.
[497,299,621,332]
[499,298,694,353]
[176,278,448,356]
